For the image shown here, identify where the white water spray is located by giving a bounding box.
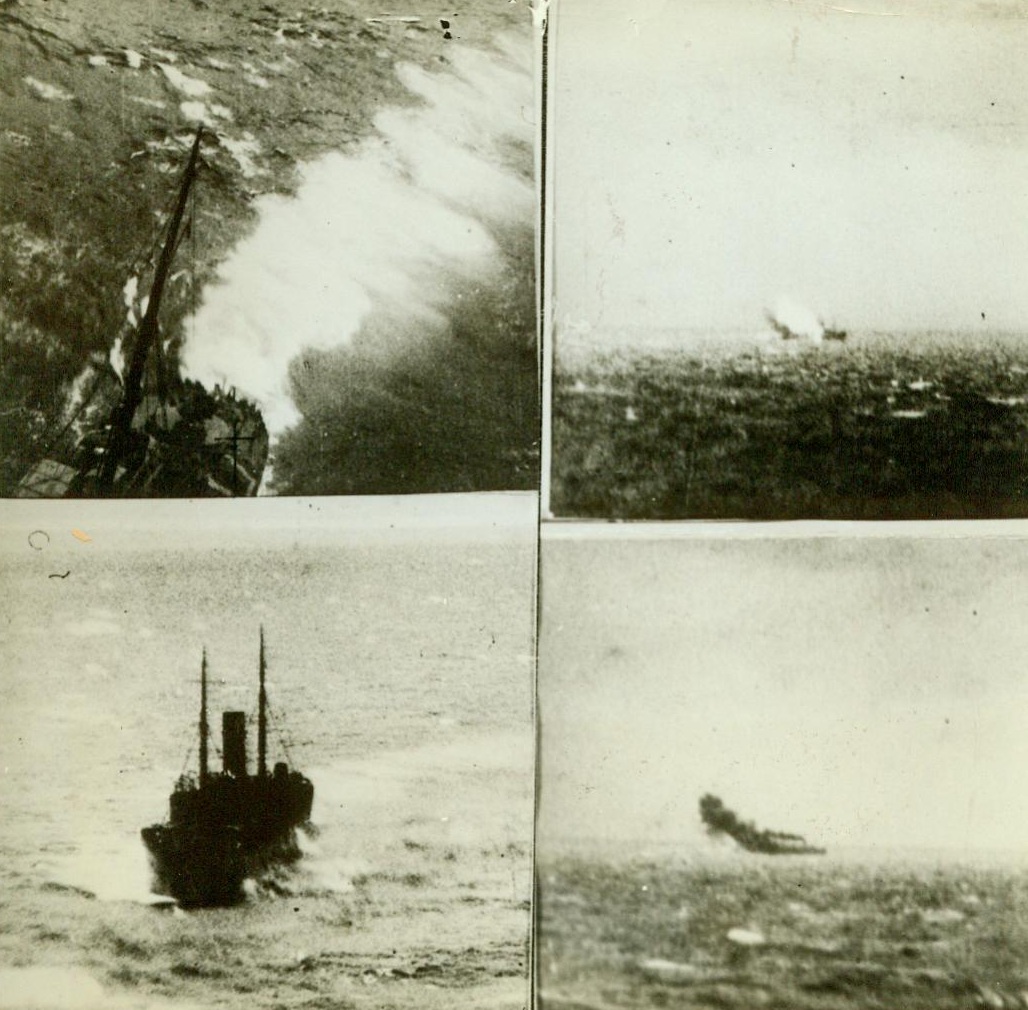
[183,37,534,435]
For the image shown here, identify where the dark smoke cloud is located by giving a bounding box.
[699,794,824,855]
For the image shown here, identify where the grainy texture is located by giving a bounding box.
[0,501,536,1009]
[539,850,1028,1010]
[0,0,537,495]
[552,333,1028,519]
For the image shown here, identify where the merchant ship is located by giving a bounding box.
[142,630,314,907]
[15,126,268,498]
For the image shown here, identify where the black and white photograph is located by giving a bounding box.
[0,493,535,1010]
[1,0,537,498]
[537,525,1028,1010]
[546,0,1028,520]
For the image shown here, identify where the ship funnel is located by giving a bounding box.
[222,711,247,777]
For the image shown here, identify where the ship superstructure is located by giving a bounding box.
[142,631,314,906]
[15,126,268,498]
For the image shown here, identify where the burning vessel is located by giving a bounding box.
[764,307,847,344]
[699,794,825,856]
[142,631,314,907]
[15,126,268,498]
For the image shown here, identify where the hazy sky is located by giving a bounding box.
[550,0,1028,340]
[539,526,1028,852]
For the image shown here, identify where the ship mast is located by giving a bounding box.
[97,125,204,494]
[199,648,209,787]
[258,627,267,777]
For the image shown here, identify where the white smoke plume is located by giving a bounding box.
[183,37,534,437]
[766,295,825,343]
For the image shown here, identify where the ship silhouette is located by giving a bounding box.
[142,630,314,907]
[15,126,268,498]
[700,793,825,856]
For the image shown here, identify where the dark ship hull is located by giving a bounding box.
[142,824,250,908]
[142,782,312,907]
[736,836,826,856]
[142,633,314,907]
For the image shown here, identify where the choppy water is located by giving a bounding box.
[0,521,534,1009]
[558,324,1028,358]
[538,843,1028,1010]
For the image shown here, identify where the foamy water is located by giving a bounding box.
[184,36,534,435]
[0,527,534,1009]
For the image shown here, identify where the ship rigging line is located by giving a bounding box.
[265,703,297,767]
[45,156,181,460]
[179,736,231,779]
[97,126,203,493]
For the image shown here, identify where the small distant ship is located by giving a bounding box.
[142,630,314,907]
[699,793,825,856]
[15,126,268,498]
[764,311,847,344]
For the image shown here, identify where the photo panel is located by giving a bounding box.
[1,1,538,498]
[537,522,1028,1009]
[0,493,536,1010]
[545,0,1028,520]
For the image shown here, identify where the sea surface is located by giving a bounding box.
[0,520,535,1009]
[557,324,1028,359]
[538,838,1028,1010]
[551,325,1028,520]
